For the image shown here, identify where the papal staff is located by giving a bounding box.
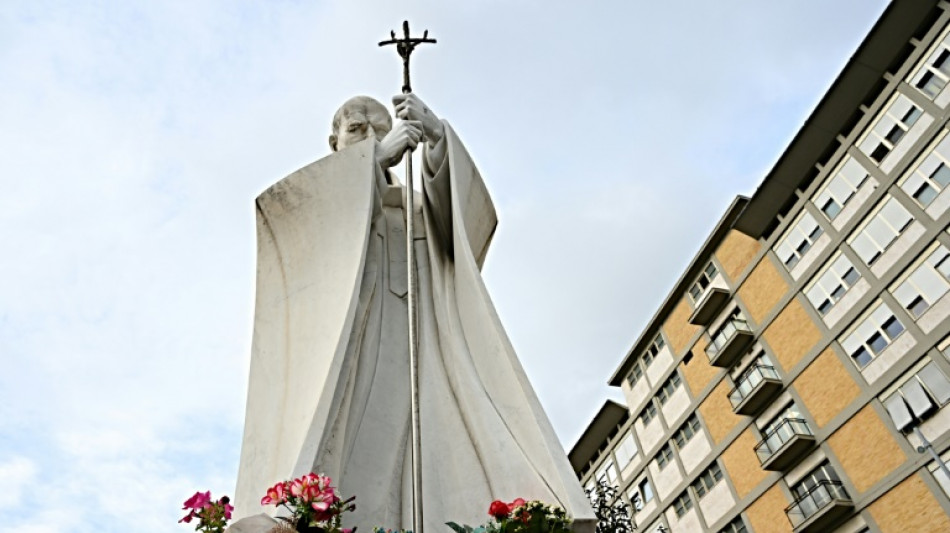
[379,21,436,533]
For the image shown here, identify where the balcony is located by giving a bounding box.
[688,287,730,326]
[754,418,815,471]
[705,319,755,368]
[785,480,853,532]
[728,365,783,416]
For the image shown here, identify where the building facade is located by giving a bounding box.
[570,2,950,532]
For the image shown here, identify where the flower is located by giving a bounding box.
[183,491,212,511]
[509,498,526,509]
[489,500,510,519]
[261,482,288,506]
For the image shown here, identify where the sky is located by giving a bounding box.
[0,1,890,531]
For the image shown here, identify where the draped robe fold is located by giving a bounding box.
[234,123,594,532]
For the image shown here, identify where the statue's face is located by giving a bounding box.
[335,110,376,151]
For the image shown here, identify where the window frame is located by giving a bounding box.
[805,252,862,316]
[774,211,824,270]
[812,156,870,221]
[841,301,907,369]
[848,196,914,266]
[892,243,950,319]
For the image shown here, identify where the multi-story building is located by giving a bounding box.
[569,2,950,532]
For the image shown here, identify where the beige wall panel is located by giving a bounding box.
[720,427,769,498]
[662,298,700,356]
[828,405,908,493]
[736,258,788,324]
[698,380,742,444]
[744,484,792,533]
[793,348,860,428]
[716,230,762,283]
[680,337,718,397]
[762,299,822,372]
[869,474,950,533]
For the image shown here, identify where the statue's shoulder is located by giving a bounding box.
[257,139,377,208]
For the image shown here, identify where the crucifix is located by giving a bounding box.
[379,20,436,533]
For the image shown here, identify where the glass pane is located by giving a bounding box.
[919,363,950,405]
[914,183,938,206]
[868,332,888,354]
[902,378,936,418]
[934,164,950,188]
[853,347,872,367]
[882,316,905,340]
[843,266,860,285]
[883,394,912,430]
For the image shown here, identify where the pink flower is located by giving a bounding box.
[261,482,288,506]
[220,496,234,520]
[509,498,526,509]
[178,510,197,524]
[183,491,212,511]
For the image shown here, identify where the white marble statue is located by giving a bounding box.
[232,94,594,532]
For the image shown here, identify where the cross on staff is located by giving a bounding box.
[379,20,437,94]
[379,20,436,533]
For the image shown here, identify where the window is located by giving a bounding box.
[688,262,719,303]
[858,95,924,163]
[760,403,804,436]
[655,444,674,469]
[892,244,950,318]
[614,432,638,468]
[627,360,644,386]
[630,478,654,511]
[849,197,914,265]
[841,302,906,368]
[774,212,824,269]
[691,462,724,498]
[656,372,682,405]
[672,491,693,517]
[813,157,869,220]
[719,517,748,533]
[910,33,950,98]
[642,334,666,367]
[883,361,950,432]
[791,461,844,499]
[639,402,658,426]
[901,135,950,208]
[805,253,862,315]
[672,415,701,449]
[596,459,618,485]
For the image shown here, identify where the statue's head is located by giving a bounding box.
[329,96,393,152]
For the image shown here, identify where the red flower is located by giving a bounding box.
[489,500,510,519]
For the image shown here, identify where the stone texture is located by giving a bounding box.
[744,484,792,533]
[793,348,860,428]
[762,299,822,372]
[736,258,788,324]
[715,230,762,283]
[828,405,907,493]
[224,513,280,533]
[869,474,950,533]
[720,427,769,498]
[680,337,719,397]
[698,380,741,444]
[662,298,700,356]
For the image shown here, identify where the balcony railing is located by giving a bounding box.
[705,318,755,367]
[728,364,783,415]
[785,480,852,532]
[754,418,815,470]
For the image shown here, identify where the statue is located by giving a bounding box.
[231,93,594,533]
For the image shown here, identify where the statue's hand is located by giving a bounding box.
[393,93,444,145]
[376,120,423,168]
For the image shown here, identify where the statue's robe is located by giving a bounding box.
[234,123,594,532]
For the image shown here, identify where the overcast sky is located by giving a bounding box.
[0,1,889,531]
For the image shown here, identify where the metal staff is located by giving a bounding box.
[379,20,436,533]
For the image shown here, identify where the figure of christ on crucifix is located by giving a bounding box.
[231,22,594,533]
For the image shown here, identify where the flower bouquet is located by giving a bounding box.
[448,498,571,533]
[260,472,356,533]
[178,491,233,533]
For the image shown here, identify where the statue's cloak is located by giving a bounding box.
[234,125,594,532]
